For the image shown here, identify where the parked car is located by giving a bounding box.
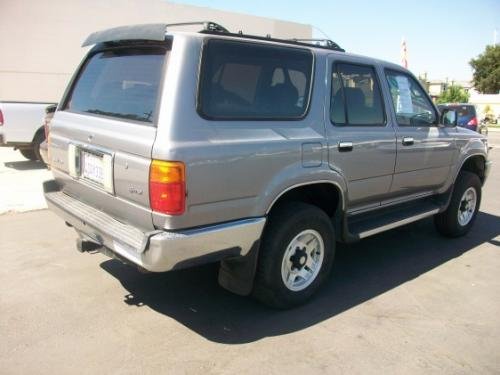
[437,103,488,135]
[44,22,491,308]
[39,104,57,166]
[0,101,56,161]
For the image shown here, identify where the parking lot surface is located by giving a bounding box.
[1,135,499,374]
[0,148,51,214]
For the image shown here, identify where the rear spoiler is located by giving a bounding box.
[81,21,229,47]
[82,23,167,47]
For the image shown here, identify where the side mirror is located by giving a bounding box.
[440,109,457,126]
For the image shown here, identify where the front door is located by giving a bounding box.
[383,69,456,199]
[326,57,397,212]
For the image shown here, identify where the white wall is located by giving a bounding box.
[0,0,311,102]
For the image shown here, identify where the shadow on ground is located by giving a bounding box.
[100,211,500,344]
[4,160,46,170]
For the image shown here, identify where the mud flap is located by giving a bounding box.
[218,240,260,296]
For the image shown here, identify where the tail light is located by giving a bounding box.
[467,117,478,127]
[149,160,186,215]
[0,109,3,126]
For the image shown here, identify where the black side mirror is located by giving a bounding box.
[440,109,457,126]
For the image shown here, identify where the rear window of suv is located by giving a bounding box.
[198,39,314,120]
[64,46,166,124]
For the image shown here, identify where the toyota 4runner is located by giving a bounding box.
[44,22,491,308]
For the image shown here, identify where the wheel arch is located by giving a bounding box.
[457,153,487,184]
[266,180,345,217]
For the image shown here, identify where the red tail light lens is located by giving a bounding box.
[467,117,478,126]
[0,109,4,126]
[149,160,186,215]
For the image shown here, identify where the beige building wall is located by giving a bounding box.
[0,0,311,102]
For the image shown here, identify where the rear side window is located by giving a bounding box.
[330,63,385,126]
[198,40,313,120]
[64,47,166,124]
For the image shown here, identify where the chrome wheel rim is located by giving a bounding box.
[458,187,477,226]
[281,229,324,292]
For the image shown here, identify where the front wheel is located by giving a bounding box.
[253,202,335,309]
[434,171,481,237]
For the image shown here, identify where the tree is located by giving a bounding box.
[469,45,500,94]
[436,85,469,104]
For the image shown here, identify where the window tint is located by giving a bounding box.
[199,40,313,119]
[330,63,384,126]
[386,71,436,126]
[65,47,166,124]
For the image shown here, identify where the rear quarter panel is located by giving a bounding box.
[152,36,345,229]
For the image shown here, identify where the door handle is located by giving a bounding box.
[338,141,353,152]
[402,137,414,146]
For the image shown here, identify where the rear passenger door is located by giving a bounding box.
[326,57,396,212]
[383,69,456,198]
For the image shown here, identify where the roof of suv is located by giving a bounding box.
[83,22,407,73]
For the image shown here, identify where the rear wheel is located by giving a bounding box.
[253,202,335,309]
[19,148,37,161]
[32,130,45,162]
[434,171,481,237]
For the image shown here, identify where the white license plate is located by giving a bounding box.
[81,151,104,186]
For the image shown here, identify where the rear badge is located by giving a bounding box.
[128,187,143,195]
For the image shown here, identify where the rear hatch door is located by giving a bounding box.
[49,43,168,231]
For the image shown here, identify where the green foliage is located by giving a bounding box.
[469,45,500,94]
[436,85,469,104]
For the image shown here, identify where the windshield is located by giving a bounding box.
[64,47,166,124]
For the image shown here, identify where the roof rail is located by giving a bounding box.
[290,38,344,51]
[201,29,345,52]
[165,21,229,33]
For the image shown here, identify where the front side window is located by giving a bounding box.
[330,63,385,126]
[198,40,313,120]
[65,47,166,124]
[386,71,437,126]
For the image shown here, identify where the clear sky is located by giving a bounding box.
[171,0,499,81]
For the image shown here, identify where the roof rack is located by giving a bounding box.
[201,29,345,52]
[165,21,229,33]
[82,21,345,52]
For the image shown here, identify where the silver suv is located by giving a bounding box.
[44,22,491,308]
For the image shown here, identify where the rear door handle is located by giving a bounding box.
[402,137,414,146]
[338,141,353,152]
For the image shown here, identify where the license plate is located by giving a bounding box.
[81,151,104,186]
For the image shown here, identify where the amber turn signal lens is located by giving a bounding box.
[149,160,186,215]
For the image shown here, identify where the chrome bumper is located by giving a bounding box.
[43,181,266,272]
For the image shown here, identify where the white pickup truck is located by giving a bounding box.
[0,101,56,161]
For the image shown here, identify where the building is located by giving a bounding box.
[0,0,311,102]
[469,93,500,119]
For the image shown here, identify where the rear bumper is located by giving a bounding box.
[43,180,266,272]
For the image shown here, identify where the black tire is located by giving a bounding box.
[253,202,335,309]
[434,171,481,237]
[19,148,37,161]
[32,130,45,162]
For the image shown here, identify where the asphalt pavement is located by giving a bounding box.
[0,136,499,374]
